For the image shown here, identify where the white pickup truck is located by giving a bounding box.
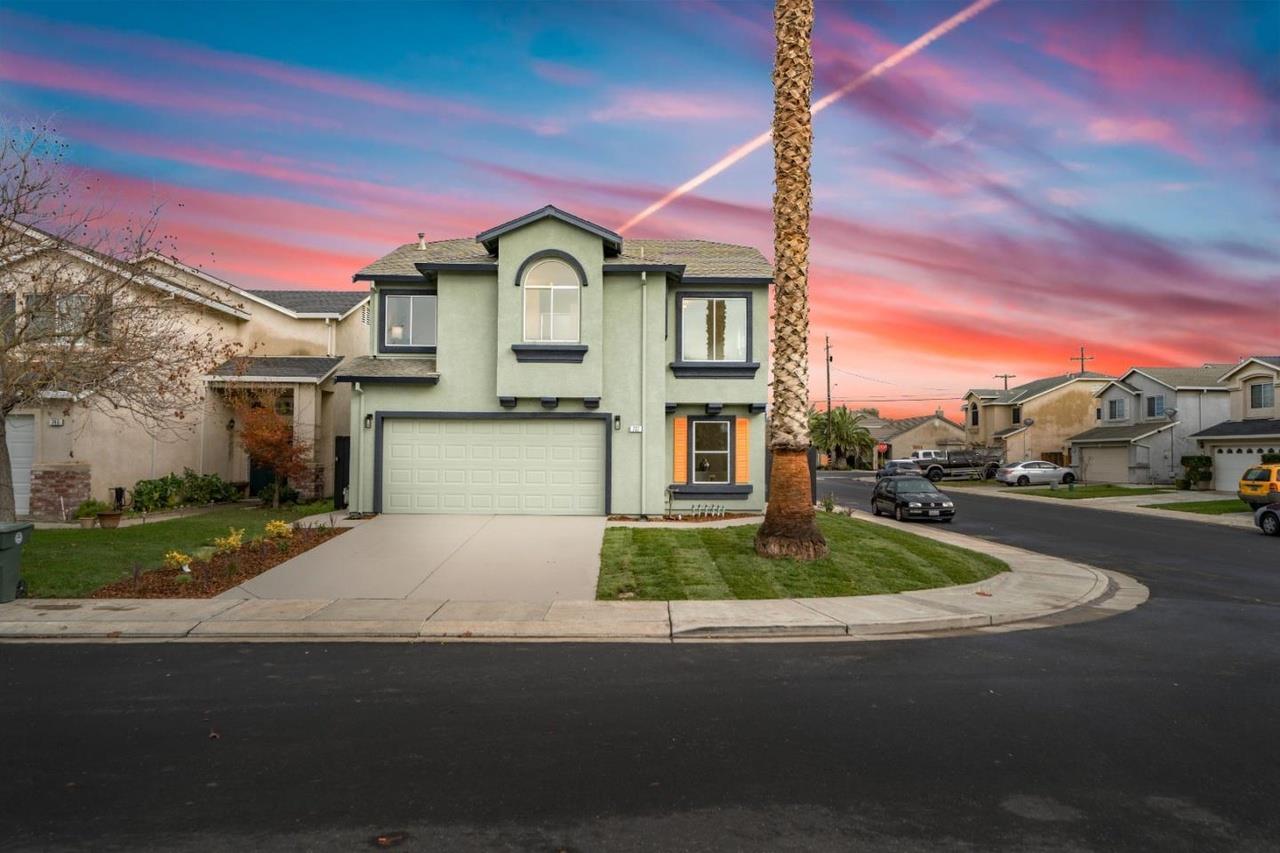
[910,450,946,462]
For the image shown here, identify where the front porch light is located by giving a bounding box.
[364,414,374,430]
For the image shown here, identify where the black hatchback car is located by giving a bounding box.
[871,476,955,522]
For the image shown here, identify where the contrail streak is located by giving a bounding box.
[617,0,1000,233]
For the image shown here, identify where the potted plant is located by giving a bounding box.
[74,499,111,529]
[96,503,124,529]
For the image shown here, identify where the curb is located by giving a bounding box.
[937,483,1254,529]
[0,513,1144,643]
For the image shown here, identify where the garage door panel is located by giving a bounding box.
[381,418,605,515]
[1084,446,1129,484]
[1213,446,1271,491]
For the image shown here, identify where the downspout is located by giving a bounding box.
[353,381,363,510]
[639,249,648,517]
[325,317,336,357]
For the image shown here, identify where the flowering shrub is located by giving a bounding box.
[264,520,293,540]
[212,527,245,555]
[163,551,192,572]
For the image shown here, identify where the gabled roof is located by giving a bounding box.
[1191,418,1280,439]
[1069,422,1177,444]
[1124,366,1233,390]
[1096,379,1141,397]
[207,356,343,383]
[992,425,1029,439]
[1219,356,1280,382]
[476,205,622,255]
[248,290,368,318]
[882,413,965,439]
[966,372,1112,405]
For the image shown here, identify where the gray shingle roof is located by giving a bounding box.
[968,372,1112,404]
[1191,418,1280,439]
[992,425,1029,438]
[333,356,440,383]
[1069,423,1175,443]
[209,356,343,381]
[882,413,963,439]
[1129,366,1232,389]
[249,289,368,315]
[354,237,770,281]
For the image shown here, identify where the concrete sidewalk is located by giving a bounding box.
[0,511,1145,642]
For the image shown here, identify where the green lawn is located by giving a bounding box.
[22,501,335,598]
[597,513,1007,601]
[1019,484,1171,500]
[1138,499,1253,515]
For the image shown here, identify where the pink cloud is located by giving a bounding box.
[590,89,762,123]
[1086,117,1203,162]
[530,59,598,87]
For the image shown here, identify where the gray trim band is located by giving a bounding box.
[511,343,588,363]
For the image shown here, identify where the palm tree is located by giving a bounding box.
[810,406,873,470]
[756,0,828,559]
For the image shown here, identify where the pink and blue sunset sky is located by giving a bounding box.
[2,0,1276,416]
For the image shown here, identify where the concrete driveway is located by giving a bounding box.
[227,515,605,601]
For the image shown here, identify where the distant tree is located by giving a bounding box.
[0,123,240,522]
[229,387,311,509]
[809,406,873,470]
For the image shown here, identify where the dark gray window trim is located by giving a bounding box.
[514,249,589,288]
[604,264,685,276]
[414,262,496,274]
[372,411,612,515]
[682,276,772,286]
[540,397,559,409]
[681,415,739,491]
[353,273,423,283]
[334,374,440,385]
[583,397,600,410]
[498,396,517,408]
[668,483,753,500]
[511,343,588,363]
[749,402,766,414]
[378,288,438,355]
[672,290,755,378]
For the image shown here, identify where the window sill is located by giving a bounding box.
[512,344,588,363]
[378,346,437,355]
[668,483,753,500]
[670,361,760,379]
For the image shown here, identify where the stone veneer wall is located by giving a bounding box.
[30,463,92,521]
[297,463,326,502]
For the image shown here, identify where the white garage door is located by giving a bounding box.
[5,415,35,516]
[1082,446,1130,484]
[1212,445,1273,492]
[381,418,605,515]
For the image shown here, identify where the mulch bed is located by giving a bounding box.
[91,527,347,599]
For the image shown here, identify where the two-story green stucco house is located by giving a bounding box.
[336,206,771,517]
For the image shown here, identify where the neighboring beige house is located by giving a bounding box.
[1190,356,1280,491]
[879,409,966,460]
[1067,365,1232,485]
[3,236,369,519]
[962,372,1112,466]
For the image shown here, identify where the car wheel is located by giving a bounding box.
[895,505,906,522]
[1016,475,1030,487]
[1262,512,1280,537]
[871,502,881,517]
[1062,473,1076,485]
[926,468,943,483]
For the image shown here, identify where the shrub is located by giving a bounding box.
[131,470,239,511]
[74,499,113,519]
[163,550,192,571]
[1263,453,1280,465]
[258,482,300,507]
[821,493,835,513]
[180,468,240,504]
[212,527,245,555]
[1180,455,1213,483]
[264,519,293,540]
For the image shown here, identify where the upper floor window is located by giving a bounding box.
[380,290,437,353]
[1108,398,1126,420]
[1250,382,1275,410]
[681,296,747,362]
[523,259,580,343]
[1147,394,1165,417]
[970,405,979,426]
[1011,405,1022,424]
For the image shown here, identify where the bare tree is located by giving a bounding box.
[0,123,241,521]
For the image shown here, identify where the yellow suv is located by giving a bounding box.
[1239,464,1280,508]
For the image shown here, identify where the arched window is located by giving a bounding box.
[522,258,580,343]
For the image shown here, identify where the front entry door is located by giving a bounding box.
[334,436,351,509]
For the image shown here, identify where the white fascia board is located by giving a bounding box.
[203,375,322,384]
[1218,358,1280,382]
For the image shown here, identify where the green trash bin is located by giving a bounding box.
[0,522,33,603]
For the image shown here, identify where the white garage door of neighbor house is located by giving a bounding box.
[5,415,35,517]
[381,418,605,515]
[1213,446,1271,492]
[1082,446,1130,484]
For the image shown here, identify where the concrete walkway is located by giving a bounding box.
[223,514,605,601]
[0,511,1145,642]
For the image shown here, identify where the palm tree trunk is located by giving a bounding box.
[755,0,828,560]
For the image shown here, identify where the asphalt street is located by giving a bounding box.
[2,475,1277,852]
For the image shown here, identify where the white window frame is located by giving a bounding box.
[522,259,581,344]
[1108,399,1126,420]
[1147,394,1165,417]
[1249,382,1275,410]
[680,296,748,363]
[690,420,732,485]
[381,292,437,351]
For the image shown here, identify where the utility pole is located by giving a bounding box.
[825,335,833,413]
[994,373,1016,391]
[1070,346,1095,376]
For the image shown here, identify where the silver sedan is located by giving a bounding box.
[997,460,1077,487]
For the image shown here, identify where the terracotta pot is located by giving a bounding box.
[77,516,97,529]
[96,512,123,529]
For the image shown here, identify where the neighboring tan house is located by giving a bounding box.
[2,232,369,519]
[338,205,770,516]
[879,409,966,461]
[962,372,1112,466]
[1190,356,1280,491]
[1067,365,1232,484]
